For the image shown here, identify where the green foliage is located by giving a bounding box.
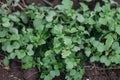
[0,0,120,80]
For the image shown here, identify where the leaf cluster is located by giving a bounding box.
[0,0,120,80]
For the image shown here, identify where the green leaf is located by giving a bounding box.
[52,24,63,35]
[3,57,9,66]
[105,34,113,50]
[54,47,62,54]
[12,41,20,49]
[45,50,53,57]
[70,69,76,76]
[53,38,61,48]
[22,56,34,69]
[2,42,10,51]
[9,28,18,34]
[10,34,20,40]
[63,37,72,45]
[37,39,46,45]
[54,70,60,76]
[27,44,33,50]
[78,26,85,31]
[27,44,34,56]
[56,0,73,10]
[117,8,120,13]
[9,52,16,59]
[70,28,78,33]
[62,50,71,58]
[20,13,28,23]
[8,14,20,22]
[33,18,44,32]
[27,50,34,56]
[2,17,9,22]
[115,26,120,35]
[50,71,56,78]
[97,43,105,52]
[0,30,8,37]
[110,55,120,64]
[2,22,11,27]
[100,56,111,66]
[44,75,52,80]
[91,40,105,52]
[85,48,91,57]
[93,41,105,53]
[77,14,85,23]
[72,46,80,52]
[22,62,33,69]
[6,45,14,53]
[62,0,73,9]
[85,18,95,24]
[98,18,107,25]
[65,59,75,69]
[46,11,56,22]
[115,47,120,53]
[90,56,100,62]
[45,23,52,28]
[50,70,60,78]
[94,2,101,12]
[102,4,110,13]
[0,39,7,42]
[112,42,119,50]
[80,3,89,11]
[66,61,74,69]
[16,50,26,59]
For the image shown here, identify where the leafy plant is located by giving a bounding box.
[0,0,120,80]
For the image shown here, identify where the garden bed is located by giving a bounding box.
[1,0,120,80]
